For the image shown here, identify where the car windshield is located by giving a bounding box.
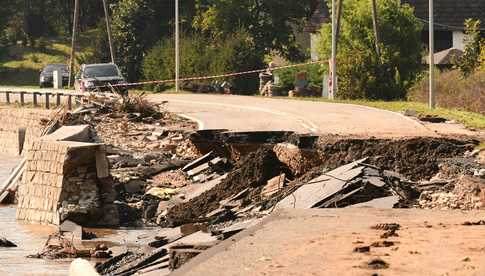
[84,65,120,78]
[43,65,68,74]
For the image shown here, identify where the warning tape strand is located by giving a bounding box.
[98,60,325,89]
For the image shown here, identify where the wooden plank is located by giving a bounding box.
[0,158,27,203]
[182,151,213,172]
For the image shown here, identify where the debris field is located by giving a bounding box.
[1,93,483,275]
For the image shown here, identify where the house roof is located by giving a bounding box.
[403,0,485,30]
[304,1,330,33]
[423,47,463,64]
[305,0,485,33]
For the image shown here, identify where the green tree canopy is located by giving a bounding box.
[193,0,316,61]
[317,0,423,100]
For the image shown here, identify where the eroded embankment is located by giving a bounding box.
[187,130,477,182]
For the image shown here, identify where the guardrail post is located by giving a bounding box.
[67,95,72,110]
[33,92,38,107]
[56,93,62,107]
[5,91,10,104]
[75,96,81,107]
[45,93,50,109]
[20,92,25,106]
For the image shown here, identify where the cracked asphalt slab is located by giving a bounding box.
[149,94,467,138]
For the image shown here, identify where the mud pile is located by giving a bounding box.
[162,149,291,227]
[315,136,475,181]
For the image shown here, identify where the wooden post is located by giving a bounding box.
[33,92,38,107]
[76,96,81,107]
[102,0,115,63]
[68,0,80,87]
[45,93,50,109]
[56,93,62,107]
[5,91,10,104]
[67,95,72,110]
[20,92,25,106]
[371,0,381,60]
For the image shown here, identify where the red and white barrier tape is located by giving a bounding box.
[99,60,325,88]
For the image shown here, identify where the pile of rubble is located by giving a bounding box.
[11,93,482,275]
[92,153,424,275]
[418,149,485,210]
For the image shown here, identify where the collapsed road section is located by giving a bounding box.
[0,93,483,275]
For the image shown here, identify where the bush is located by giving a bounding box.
[35,37,47,52]
[458,19,483,77]
[316,0,423,100]
[410,69,485,115]
[143,29,264,93]
[276,64,323,91]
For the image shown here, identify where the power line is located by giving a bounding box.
[416,17,485,31]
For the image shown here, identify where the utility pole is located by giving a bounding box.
[102,0,115,63]
[335,0,343,52]
[429,0,435,109]
[371,0,381,60]
[175,0,180,93]
[330,0,337,99]
[68,0,80,88]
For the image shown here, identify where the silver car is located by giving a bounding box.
[74,63,128,95]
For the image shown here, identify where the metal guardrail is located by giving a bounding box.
[0,88,86,110]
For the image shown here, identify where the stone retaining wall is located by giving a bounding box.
[0,108,51,156]
[16,139,117,226]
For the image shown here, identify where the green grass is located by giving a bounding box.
[0,34,94,87]
[274,97,485,130]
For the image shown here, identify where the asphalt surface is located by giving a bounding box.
[149,94,437,138]
[172,208,485,276]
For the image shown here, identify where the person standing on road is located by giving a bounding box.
[259,62,276,97]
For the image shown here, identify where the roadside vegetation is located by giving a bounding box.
[0,0,483,128]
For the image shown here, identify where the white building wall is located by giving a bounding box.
[452,31,467,50]
[310,33,319,61]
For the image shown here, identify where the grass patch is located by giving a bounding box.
[275,97,485,130]
[0,35,94,87]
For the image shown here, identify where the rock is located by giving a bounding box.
[124,180,146,194]
[69,258,100,276]
[402,109,418,117]
[0,237,17,247]
[478,150,485,165]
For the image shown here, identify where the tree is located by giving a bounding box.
[193,0,316,61]
[112,0,153,82]
[458,19,483,77]
[143,28,263,93]
[316,0,422,100]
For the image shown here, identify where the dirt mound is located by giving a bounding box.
[316,137,475,181]
[163,149,290,227]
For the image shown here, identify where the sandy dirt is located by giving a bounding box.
[172,208,485,276]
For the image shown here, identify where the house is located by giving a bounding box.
[304,0,485,63]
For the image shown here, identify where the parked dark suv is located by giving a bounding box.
[39,64,69,88]
[74,63,128,95]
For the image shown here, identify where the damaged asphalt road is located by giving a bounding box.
[1,93,484,276]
